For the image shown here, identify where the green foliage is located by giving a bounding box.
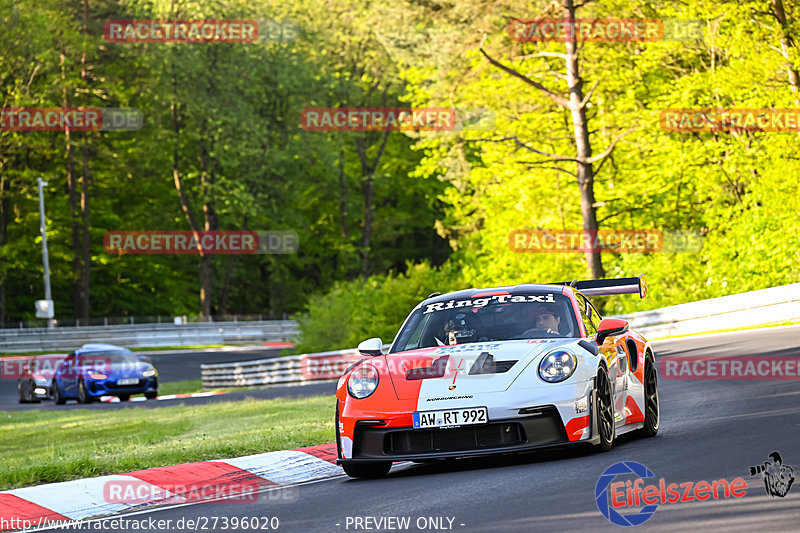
[0,0,449,323]
[2,0,798,340]
[293,262,464,353]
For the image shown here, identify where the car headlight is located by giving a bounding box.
[142,369,157,378]
[347,364,379,399]
[89,372,107,380]
[538,350,577,383]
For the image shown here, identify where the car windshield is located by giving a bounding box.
[390,291,579,353]
[80,350,138,364]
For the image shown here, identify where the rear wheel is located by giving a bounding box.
[341,462,392,479]
[593,367,615,452]
[636,357,659,438]
[52,380,66,405]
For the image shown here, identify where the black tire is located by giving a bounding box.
[78,379,92,404]
[341,462,392,479]
[19,381,41,404]
[593,366,616,452]
[52,380,66,405]
[118,395,130,402]
[144,391,157,400]
[636,356,659,438]
[18,381,30,404]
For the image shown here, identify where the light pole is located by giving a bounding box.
[37,177,54,327]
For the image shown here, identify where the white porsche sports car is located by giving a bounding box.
[335,276,659,478]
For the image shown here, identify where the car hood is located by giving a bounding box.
[384,339,576,400]
[94,361,152,379]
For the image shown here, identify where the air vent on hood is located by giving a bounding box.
[406,355,449,380]
[469,352,516,375]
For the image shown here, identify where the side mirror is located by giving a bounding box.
[596,318,629,345]
[357,337,383,357]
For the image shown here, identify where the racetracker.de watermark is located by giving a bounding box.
[660,356,800,380]
[300,107,456,132]
[660,108,800,133]
[103,230,298,255]
[0,354,109,380]
[102,479,290,505]
[104,19,298,44]
[0,108,142,131]
[509,229,703,253]
[508,18,702,42]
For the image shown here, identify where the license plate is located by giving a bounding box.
[117,378,139,385]
[413,407,488,429]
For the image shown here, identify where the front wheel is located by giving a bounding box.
[52,380,66,405]
[118,395,130,402]
[18,381,30,404]
[636,357,659,438]
[78,379,92,404]
[593,367,615,452]
[144,391,157,400]
[341,462,392,479]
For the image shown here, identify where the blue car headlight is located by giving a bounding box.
[538,350,577,383]
[143,369,157,378]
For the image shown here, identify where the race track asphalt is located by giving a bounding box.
[31,325,800,532]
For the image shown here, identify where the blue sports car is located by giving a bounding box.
[51,344,158,404]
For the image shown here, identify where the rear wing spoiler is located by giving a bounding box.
[552,275,647,299]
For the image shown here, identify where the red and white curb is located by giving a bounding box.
[99,391,228,403]
[0,444,339,530]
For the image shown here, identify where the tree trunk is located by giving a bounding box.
[168,46,210,316]
[76,0,91,320]
[62,52,82,318]
[219,254,234,315]
[563,0,604,279]
[339,148,349,238]
[480,1,619,281]
[79,138,91,320]
[360,172,374,276]
[0,173,6,325]
[771,0,800,111]
[354,130,390,277]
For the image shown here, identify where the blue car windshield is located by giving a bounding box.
[80,350,138,364]
[391,291,579,353]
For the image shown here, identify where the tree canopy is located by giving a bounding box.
[1,0,797,339]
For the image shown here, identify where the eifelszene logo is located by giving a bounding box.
[749,452,795,497]
[595,461,748,526]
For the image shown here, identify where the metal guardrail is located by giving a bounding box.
[0,314,287,330]
[616,282,800,338]
[0,320,299,353]
[201,348,362,388]
[202,283,800,388]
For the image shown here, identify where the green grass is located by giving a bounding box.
[156,379,206,396]
[128,379,247,397]
[0,395,335,490]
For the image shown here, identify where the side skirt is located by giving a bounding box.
[616,422,645,436]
